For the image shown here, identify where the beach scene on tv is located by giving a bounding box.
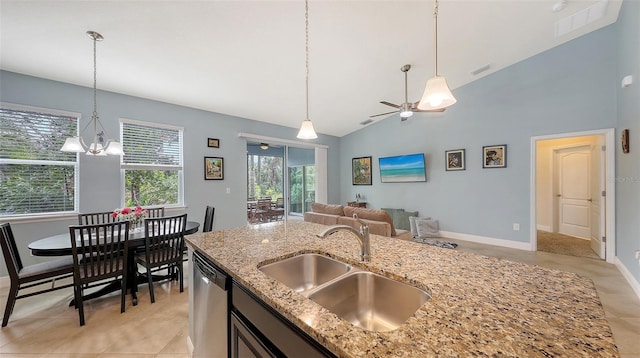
[378,153,427,182]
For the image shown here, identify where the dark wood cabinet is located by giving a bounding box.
[231,281,334,358]
[347,201,367,208]
[231,312,276,358]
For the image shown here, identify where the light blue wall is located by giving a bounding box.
[340,24,618,244]
[288,147,315,167]
[0,71,340,275]
[615,0,640,284]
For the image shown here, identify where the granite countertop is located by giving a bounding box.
[186,220,618,357]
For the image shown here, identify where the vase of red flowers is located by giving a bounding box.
[111,206,149,232]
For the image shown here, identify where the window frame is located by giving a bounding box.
[0,102,80,219]
[119,118,184,208]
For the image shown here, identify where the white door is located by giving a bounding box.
[556,146,591,239]
[590,141,606,258]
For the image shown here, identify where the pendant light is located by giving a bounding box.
[61,31,124,156]
[418,0,457,111]
[296,0,318,140]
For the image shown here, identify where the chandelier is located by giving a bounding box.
[61,31,124,156]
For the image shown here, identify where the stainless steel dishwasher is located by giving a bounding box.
[193,251,229,357]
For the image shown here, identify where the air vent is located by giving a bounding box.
[555,0,608,37]
[360,119,374,125]
[471,64,491,76]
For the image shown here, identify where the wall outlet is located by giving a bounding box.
[226,187,231,194]
[513,223,520,231]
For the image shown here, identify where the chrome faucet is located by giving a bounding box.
[317,215,370,262]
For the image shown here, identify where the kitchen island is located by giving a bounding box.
[186,220,618,357]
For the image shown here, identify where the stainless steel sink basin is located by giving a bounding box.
[259,253,352,293]
[308,271,430,332]
[260,253,429,332]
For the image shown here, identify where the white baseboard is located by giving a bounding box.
[536,224,552,232]
[614,257,640,300]
[440,231,531,251]
[187,335,194,357]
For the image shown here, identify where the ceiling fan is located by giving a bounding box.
[370,64,445,121]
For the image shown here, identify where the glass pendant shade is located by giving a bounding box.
[60,137,84,152]
[417,76,457,110]
[104,141,124,156]
[296,119,318,139]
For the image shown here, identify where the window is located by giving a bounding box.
[0,102,79,216]
[121,119,183,207]
[247,154,283,200]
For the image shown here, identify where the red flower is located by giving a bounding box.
[111,212,118,218]
[122,207,131,214]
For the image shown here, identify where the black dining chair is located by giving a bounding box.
[146,207,165,218]
[78,211,117,225]
[1,223,75,327]
[136,214,187,303]
[69,221,130,326]
[203,206,215,232]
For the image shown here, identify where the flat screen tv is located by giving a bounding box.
[378,153,427,183]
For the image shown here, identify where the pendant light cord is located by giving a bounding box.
[434,0,439,77]
[305,0,310,121]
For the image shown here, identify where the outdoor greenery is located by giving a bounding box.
[124,170,178,207]
[247,154,283,200]
[1,107,77,215]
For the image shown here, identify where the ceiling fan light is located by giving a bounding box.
[260,143,269,150]
[60,137,84,152]
[418,76,457,110]
[400,110,413,118]
[296,119,318,139]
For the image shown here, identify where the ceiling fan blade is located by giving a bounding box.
[380,101,401,109]
[370,110,399,118]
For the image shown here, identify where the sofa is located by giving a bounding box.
[303,203,412,241]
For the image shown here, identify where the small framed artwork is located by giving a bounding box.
[352,156,372,185]
[207,138,220,148]
[204,157,224,180]
[445,149,465,171]
[483,145,507,168]
[621,129,629,153]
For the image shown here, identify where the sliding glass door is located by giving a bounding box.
[288,165,315,215]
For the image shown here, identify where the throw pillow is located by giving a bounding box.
[409,216,431,237]
[382,208,405,230]
[311,203,344,215]
[395,210,418,231]
[353,208,396,236]
[415,217,440,238]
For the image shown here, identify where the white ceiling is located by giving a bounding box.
[0,0,622,137]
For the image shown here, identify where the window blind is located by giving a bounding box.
[0,104,78,216]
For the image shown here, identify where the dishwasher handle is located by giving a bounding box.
[194,252,229,291]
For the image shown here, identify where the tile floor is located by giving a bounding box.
[1,240,639,357]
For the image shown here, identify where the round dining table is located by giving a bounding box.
[28,221,200,305]
[28,221,200,256]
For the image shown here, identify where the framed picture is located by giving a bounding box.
[378,153,427,183]
[483,145,507,168]
[207,138,220,148]
[204,157,224,180]
[445,149,465,171]
[352,156,372,185]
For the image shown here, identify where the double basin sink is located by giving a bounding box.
[259,253,430,332]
